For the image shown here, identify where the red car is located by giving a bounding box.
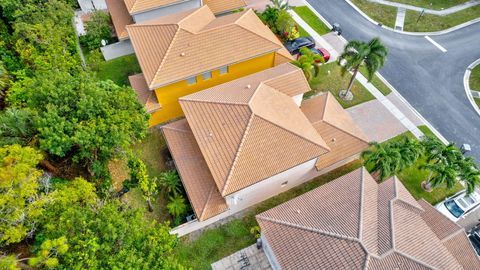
[297,47,330,63]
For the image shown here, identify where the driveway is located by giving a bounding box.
[306,0,480,161]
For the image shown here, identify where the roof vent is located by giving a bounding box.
[246,84,251,89]
[296,209,300,214]
[208,132,213,137]
[180,52,186,57]
[331,138,336,142]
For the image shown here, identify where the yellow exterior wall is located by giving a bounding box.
[149,53,276,126]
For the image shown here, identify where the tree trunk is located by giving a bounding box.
[39,159,59,175]
[147,198,153,212]
[345,66,360,97]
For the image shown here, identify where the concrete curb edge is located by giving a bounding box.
[343,0,480,36]
[464,59,480,119]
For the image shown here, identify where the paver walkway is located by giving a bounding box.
[369,0,480,15]
[211,244,272,270]
[394,7,406,31]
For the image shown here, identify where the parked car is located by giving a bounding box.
[283,37,315,55]
[297,47,330,63]
[468,223,480,256]
[436,189,480,222]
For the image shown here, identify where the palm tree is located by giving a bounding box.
[458,157,480,195]
[292,47,324,82]
[420,162,457,191]
[167,195,187,218]
[159,170,182,196]
[0,61,9,96]
[270,0,291,10]
[338,38,388,100]
[396,137,423,170]
[361,142,402,181]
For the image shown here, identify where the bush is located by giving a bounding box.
[80,11,112,51]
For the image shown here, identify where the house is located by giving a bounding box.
[162,63,369,224]
[126,5,293,126]
[256,167,480,270]
[105,0,246,40]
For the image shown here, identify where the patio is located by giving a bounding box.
[211,244,272,270]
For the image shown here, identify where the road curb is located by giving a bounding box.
[464,59,480,118]
[343,0,480,36]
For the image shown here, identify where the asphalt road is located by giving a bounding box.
[306,0,480,160]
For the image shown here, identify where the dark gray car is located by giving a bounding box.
[283,37,315,55]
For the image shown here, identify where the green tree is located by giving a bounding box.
[129,157,158,212]
[80,11,112,51]
[292,47,324,82]
[258,6,280,33]
[167,194,187,219]
[159,170,182,196]
[420,162,457,191]
[7,70,149,178]
[270,0,291,10]
[37,178,183,269]
[0,61,10,99]
[0,255,18,270]
[275,10,295,39]
[338,38,387,100]
[396,136,423,171]
[458,158,480,195]
[0,144,44,246]
[362,142,402,180]
[0,108,36,146]
[28,236,69,269]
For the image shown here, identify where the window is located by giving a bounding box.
[202,71,212,80]
[187,76,197,85]
[219,65,229,75]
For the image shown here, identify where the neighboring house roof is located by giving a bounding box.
[178,64,329,196]
[257,167,480,270]
[128,74,161,113]
[203,0,246,14]
[162,119,228,221]
[123,0,180,14]
[126,6,293,89]
[301,93,369,170]
[105,0,134,39]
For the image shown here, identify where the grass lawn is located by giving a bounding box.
[403,5,480,32]
[418,125,436,138]
[305,63,375,108]
[296,22,309,37]
[350,0,397,28]
[470,64,480,91]
[388,0,470,10]
[293,6,331,35]
[359,66,392,96]
[108,128,171,222]
[86,52,142,86]
[475,98,480,108]
[175,160,363,269]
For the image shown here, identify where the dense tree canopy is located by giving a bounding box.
[0,144,44,246]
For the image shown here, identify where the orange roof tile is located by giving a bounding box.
[162,119,228,221]
[106,0,134,39]
[203,0,246,14]
[128,74,161,113]
[301,93,369,170]
[178,64,329,196]
[256,167,480,269]
[126,6,293,89]
[123,0,181,14]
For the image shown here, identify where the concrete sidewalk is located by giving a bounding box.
[369,0,480,16]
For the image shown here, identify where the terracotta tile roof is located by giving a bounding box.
[106,0,133,39]
[256,167,480,269]
[128,74,161,113]
[126,6,293,89]
[203,0,246,14]
[162,119,228,221]
[123,0,180,14]
[179,65,329,196]
[301,93,369,170]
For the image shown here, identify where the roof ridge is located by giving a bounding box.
[177,5,207,25]
[392,177,424,212]
[322,121,369,145]
[220,113,255,196]
[150,26,181,89]
[254,114,330,152]
[179,98,251,106]
[359,168,365,239]
[161,124,189,133]
[393,251,437,270]
[393,198,424,214]
[389,192,396,252]
[235,9,282,50]
[257,215,361,242]
[440,227,465,243]
[199,185,216,220]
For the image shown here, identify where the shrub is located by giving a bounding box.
[80,11,112,51]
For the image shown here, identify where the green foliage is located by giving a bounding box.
[37,178,182,269]
[0,144,44,246]
[129,157,159,211]
[0,255,19,270]
[7,71,149,177]
[362,137,423,180]
[28,236,69,268]
[167,194,187,219]
[257,6,280,33]
[275,10,295,39]
[270,0,291,10]
[0,107,36,146]
[159,170,182,196]
[292,47,324,81]
[250,226,261,239]
[0,61,10,97]
[80,11,112,51]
